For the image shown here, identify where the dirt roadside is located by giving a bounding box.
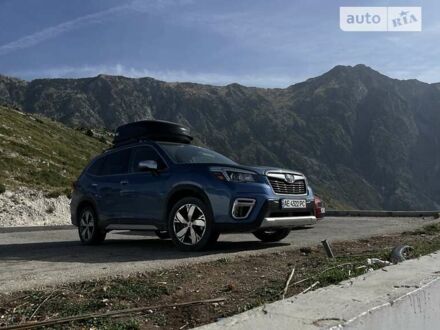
[2,216,437,294]
[2,222,440,330]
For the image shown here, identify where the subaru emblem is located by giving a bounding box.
[285,174,295,183]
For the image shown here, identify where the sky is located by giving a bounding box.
[0,0,438,87]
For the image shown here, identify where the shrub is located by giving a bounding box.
[62,187,72,199]
[46,205,55,214]
[0,183,5,194]
[45,190,61,199]
[46,188,72,199]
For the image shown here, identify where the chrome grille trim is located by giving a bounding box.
[267,172,307,195]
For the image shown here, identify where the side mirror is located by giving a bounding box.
[138,160,158,171]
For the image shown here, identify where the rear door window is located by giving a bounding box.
[100,149,131,176]
[131,146,166,172]
[87,157,105,176]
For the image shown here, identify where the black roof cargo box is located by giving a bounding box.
[113,120,193,146]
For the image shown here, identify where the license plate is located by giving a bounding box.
[281,199,307,209]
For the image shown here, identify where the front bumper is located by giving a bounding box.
[214,197,317,232]
[210,175,322,232]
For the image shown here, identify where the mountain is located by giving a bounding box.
[1,64,439,210]
[0,105,106,196]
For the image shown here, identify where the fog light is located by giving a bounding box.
[232,198,256,219]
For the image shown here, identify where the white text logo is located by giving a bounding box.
[340,7,422,32]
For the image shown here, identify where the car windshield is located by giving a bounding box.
[159,143,237,165]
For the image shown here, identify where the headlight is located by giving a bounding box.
[210,167,257,183]
[226,171,256,182]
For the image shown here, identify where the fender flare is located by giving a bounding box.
[73,197,99,226]
[164,184,213,220]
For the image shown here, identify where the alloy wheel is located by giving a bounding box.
[79,210,95,241]
[173,204,207,245]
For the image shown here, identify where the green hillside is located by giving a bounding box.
[0,105,106,196]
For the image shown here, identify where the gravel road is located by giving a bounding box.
[1,216,439,293]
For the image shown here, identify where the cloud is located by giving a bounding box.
[8,64,301,87]
[0,0,190,56]
[0,5,131,56]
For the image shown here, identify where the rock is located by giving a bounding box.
[300,247,313,255]
[0,187,70,227]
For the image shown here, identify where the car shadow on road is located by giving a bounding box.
[0,236,290,264]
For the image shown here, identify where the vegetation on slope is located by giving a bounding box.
[0,105,106,196]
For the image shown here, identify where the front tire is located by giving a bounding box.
[78,206,106,245]
[253,228,290,242]
[168,197,214,251]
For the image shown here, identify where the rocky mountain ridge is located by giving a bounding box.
[1,64,439,210]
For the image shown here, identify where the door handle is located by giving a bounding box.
[120,180,129,185]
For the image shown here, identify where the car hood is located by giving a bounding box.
[235,165,304,177]
[181,163,304,177]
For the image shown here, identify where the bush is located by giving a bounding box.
[62,187,72,199]
[45,188,72,199]
[45,205,55,214]
[0,183,5,194]
[45,190,61,199]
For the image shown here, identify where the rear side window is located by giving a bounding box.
[100,149,131,176]
[131,146,166,172]
[87,157,105,176]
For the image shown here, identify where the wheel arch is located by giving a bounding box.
[75,198,99,224]
[165,185,213,220]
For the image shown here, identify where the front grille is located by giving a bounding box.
[268,177,306,195]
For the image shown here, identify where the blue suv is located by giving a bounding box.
[71,121,325,251]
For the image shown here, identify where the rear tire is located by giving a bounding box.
[168,197,214,251]
[253,228,290,242]
[78,206,106,245]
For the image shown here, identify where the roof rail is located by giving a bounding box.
[110,137,153,149]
